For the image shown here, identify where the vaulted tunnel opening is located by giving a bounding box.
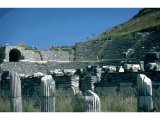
[9,49,22,62]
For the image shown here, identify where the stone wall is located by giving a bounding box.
[0,62,48,75]
[3,46,42,62]
[47,61,94,70]
[23,50,41,61]
[80,75,97,93]
[100,28,160,61]
[1,64,160,98]
[94,71,160,96]
[101,37,138,60]
[0,71,42,97]
[0,61,94,75]
[21,77,41,97]
[1,45,74,62]
[52,75,79,93]
[98,72,138,87]
[40,50,74,62]
[134,28,160,59]
[0,70,79,97]
[4,46,25,62]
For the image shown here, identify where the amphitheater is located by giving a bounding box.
[0,31,160,112]
[1,8,160,112]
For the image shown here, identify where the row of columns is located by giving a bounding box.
[9,71,153,112]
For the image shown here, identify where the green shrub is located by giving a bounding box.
[17,42,37,50]
[79,71,91,78]
[73,92,85,112]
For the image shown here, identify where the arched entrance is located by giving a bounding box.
[9,49,22,62]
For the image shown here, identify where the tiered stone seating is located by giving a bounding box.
[75,40,104,61]
[40,50,74,61]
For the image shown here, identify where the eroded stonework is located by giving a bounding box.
[0,45,74,62]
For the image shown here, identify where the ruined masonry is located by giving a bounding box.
[0,45,97,75]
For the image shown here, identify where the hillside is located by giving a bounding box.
[95,8,160,61]
[72,8,160,63]
[1,8,160,65]
[102,8,160,38]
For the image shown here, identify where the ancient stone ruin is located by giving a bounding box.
[0,43,160,112]
[0,8,160,112]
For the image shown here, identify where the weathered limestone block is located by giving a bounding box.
[10,71,22,112]
[119,66,124,72]
[146,63,158,71]
[50,69,64,76]
[84,90,101,112]
[63,69,76,76]
[41,75,55,112]
[102,65,116,73]
[124,64,140,72]
[33,72,45,78]
[71,75,80,93]
[125,48,134,59]
[137,74,153,112]
[139,61,144,71]
[96,68,102,82]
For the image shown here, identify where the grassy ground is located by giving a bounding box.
[0,90,137,112]
[1,89,160,112]
[100,92,137,112]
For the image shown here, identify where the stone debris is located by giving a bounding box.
[146,63,159,71]
[51,69,64,76]
[33,72,45,77]
[63,69,76,76]
[119,66,124,72]
[19,59,31,62]
[53,75,79,94]
[102,65,116,73]
[125,48,134,59]
[124,64,141,72]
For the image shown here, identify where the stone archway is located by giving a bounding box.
[9,49,22,62]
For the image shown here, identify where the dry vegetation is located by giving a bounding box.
[0,90,137,112]
[102,9,160,39]
[0,89,160,112]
